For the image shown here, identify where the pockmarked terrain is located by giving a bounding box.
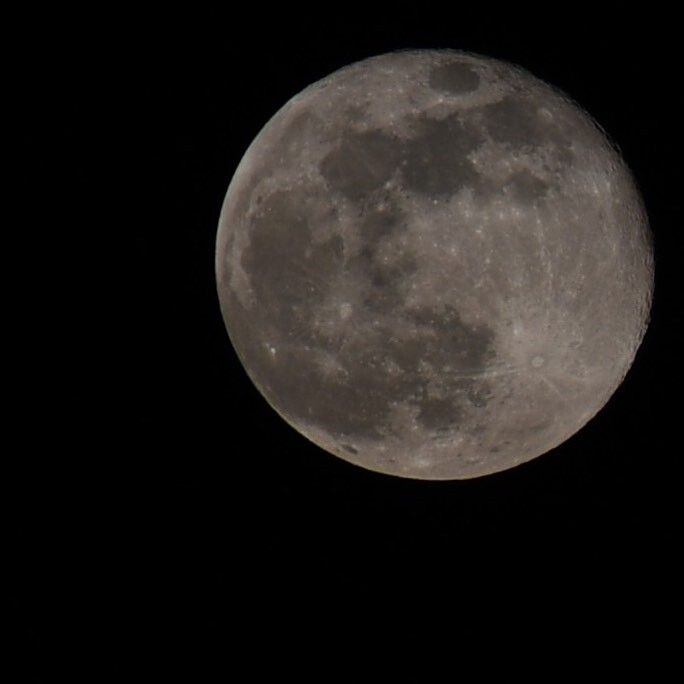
[216,50,653,479]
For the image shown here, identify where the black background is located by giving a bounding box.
[14,6,682,680]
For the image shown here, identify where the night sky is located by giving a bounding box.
[13,7,681,679]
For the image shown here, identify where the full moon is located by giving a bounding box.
[215,50,653,479]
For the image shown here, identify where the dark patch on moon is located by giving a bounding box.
[229,184,484,443]
[429,61,481,94]
[505,169,550,203]
[346,201,418,315]
[266,348,411,440]
[320,128,402,201]
[480,96,574,166]
[405,305,497,371]
[466,385,492,408]
[400,113,485,197]
[378,305,497,432]
[359,199,406,243]
[481,97,544,148]
[368,251,419,291]
[229,217,498,443]
[397,306,497,431]
[240,188,344,341]
[322,111,491,204]
[416,396,464,430]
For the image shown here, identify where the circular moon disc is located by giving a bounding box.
[216,50,653,479]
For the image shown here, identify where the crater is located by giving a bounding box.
[429,61,481,94]
[466,385,491,407]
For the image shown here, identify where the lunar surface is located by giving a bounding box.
[215,50,653,479]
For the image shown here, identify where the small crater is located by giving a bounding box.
[341,443,358,455]
[429,61,481,94]
[467,387,490,408]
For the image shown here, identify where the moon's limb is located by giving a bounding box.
[216,50,653,479]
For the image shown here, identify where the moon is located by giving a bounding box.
[215,50,653,479]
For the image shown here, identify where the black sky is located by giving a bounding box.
[13,7,682,679]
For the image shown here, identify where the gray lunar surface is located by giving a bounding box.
[215,50,653,479]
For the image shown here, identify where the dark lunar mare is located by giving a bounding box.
[225,182,498,446]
